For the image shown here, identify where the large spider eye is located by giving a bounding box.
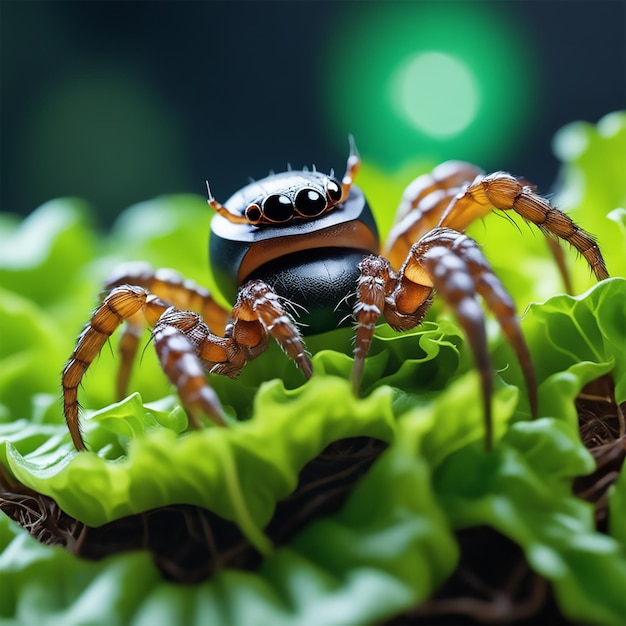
[295,188,327,217]
[262,194,294,223]
[326,178,342,203]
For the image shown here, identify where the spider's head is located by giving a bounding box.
[219,169,344,227]
[207,137,360,228]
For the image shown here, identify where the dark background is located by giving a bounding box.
[2,0,625,227]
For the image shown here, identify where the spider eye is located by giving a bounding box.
[326,178,342,203]
[295,188,327,217]
[245,203,262,224]
[262,194,294,223]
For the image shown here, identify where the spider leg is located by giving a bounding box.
[150,310,230,430]
[410,228,538,445]
[545,237,574,295]
[105,262,229,332]
[63,276,310,451]
[352,256,394,394]
[340,135,362,202]
[206,181,251,225]
[432,230,538,419]
[104,262,230,399]
[149,279,312,426]
[351,255,432,394]
[152,279,312,406]
[115,317,144,400]
[397,161,485,223]
[438,171,609,280]
[231,280,313,378]
[62,286,169,451]
[353,227,537,449]
[384,161,483,269]
[151,280,312,426]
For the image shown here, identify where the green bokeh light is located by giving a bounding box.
[322,2,535,170]
[391,51,480,138]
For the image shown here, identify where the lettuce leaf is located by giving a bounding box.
[0,436,456,626]
[553,111,626,282]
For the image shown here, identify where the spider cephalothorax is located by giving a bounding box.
[62,143,608,451]
[211,170,344,226]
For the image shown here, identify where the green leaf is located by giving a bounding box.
[0,416,457,626]
[433,416,626,626]
[608,462,626,553]
[1,379,395,533]
[528,278,625,407]
[0,199,97,310]
[441,277,626,625]
[0,289,67,420]
[109,194,228,307]
[553,111,626,282]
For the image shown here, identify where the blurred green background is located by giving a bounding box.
[1,0,625,227]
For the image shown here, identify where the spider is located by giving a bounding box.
[62,142,609,451]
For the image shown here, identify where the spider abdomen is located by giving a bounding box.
[248,248,369,335]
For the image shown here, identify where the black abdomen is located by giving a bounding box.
[248,248,368,335]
